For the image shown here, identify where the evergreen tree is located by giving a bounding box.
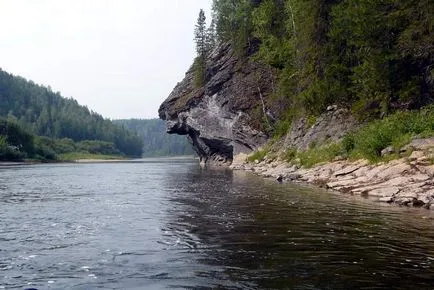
[195,9,207,59]
[206,16,217,53]
[194,9,208,86]
[208,0,433,122]
[0,69,144,157]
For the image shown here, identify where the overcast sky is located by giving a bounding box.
[0,0,212,119]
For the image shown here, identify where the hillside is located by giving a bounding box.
[115,119,194,157]
[0,69,143,159]
[159,0,433,166]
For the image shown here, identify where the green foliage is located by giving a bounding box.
[0,136,9,158]
[272,108,294,139]
[0,135,25,161]
[212,0,258,55]
[273,119,291,139]
[33,136,57,161]
[194,9,207,87]
[306,115,317,128]
[276,106,434,167]
[114,119,194,157]
[247,148,269,163]
[210,0,433,127]
[193,56,206,87]
[193,8,218,87]
[346,105,434,161]
[58,152,126,161]
[252,0,291,68]
[195,9,207,57]
[76,140,121,155]
[342,134,355,154]
[282,147,297,162]
[0,69,143,157]
[0,116,136,162]
[297,143,343,168]
[0,118,34,160]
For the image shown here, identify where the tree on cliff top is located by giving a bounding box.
[194,9,208,86]
[195,9,207,58]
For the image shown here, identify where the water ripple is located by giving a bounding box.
[1,161,434,289]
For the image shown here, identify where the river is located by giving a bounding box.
[1,158,434,289]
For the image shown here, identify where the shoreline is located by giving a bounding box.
[0,156,197,166]
[73,159,130,163]
[231,145,434,211]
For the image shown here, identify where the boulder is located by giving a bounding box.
[375,163,412,180]
[381,146,394,156]
[401,137,434,152]
[364,187,400,197]
[379,196,394,203]
[276,175,283,183]
[287,173,302,181]
[334,165,362,177]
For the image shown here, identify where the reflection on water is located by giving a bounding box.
[0,159,433,289]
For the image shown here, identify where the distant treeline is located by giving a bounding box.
[115,119,194,157]
[0,117,125,161]
[0,69,143,158]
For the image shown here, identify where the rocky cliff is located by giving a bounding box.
[159,43,276,166]
[158,43,360,165]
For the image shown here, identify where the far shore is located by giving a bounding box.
[73,159,133,163]
[0,155,197,166]
[0,161,34,166]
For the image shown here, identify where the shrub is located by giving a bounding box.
[297,143,343,168]
[348,105,434,161]
[282,147,297,162]
[247,148,269,163]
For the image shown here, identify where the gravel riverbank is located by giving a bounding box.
[231,138,434,210]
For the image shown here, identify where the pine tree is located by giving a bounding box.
[194,9,207,59]
[194,9,207,86]
[206,17,217,53]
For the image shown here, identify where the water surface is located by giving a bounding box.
[1,158,434,289]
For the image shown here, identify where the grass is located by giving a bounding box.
[247,148,269,163]
[306,115,317,128]
[296,143,343,168]
[282,147,297,162]
[344,105,434,162]
[58,152,128,161]
[248,105,434,167]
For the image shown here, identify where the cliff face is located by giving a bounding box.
[159,43,275,166]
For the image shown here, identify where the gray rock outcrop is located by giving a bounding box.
[159,43,273,166]
[284,107,359,151]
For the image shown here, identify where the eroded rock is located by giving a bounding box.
[159,43,272,165]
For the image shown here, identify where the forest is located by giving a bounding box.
[115,119,194,157]
[0,69,143,161]
[196,0,432,130]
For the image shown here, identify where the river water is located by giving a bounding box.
[1,158,434,289]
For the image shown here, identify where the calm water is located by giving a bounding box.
[1,158,434,289]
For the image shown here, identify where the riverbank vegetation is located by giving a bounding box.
[0,69,143,158]
[0,118,129,162]
[249,106,434,167]
[0,69,143,161]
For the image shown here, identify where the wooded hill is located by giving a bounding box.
[202,0,433,130]
[0,69,143,160]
